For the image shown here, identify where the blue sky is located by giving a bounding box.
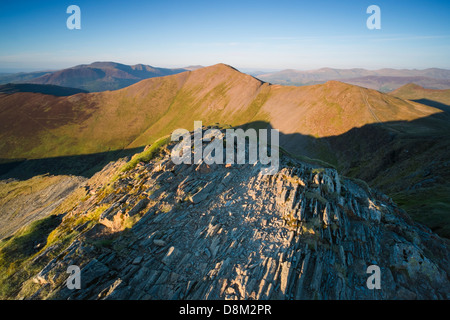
[0,0,449,71]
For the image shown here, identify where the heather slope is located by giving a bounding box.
[260,81,439,139]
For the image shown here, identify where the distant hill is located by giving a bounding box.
[341,76,450,92]
[389,83,450,111]
[0,71,52,84]
[256,67,450,91]
[0,62,189,92]
[0,83,88,96]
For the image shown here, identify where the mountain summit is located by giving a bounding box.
[0,62,188,92]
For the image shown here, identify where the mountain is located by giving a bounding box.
[340,76,450,92]
[389,83,450,111]
[0,83,88,96]
[0,71,53,84]
[255,68,450,91]
[0,62,189,92]
[0,128,449,299]
[255,68,372,85]
[1,64,449,237]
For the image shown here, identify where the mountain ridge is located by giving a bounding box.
[0,62,189,92]
[1,127,449,300]
[389,83,450,110]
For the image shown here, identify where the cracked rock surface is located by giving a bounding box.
[24,128,450,300]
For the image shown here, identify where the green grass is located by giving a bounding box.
[312,168,326,175]
[120,135,171,172]
[0,215,61,298]
[391,185,450,239]
[280,146,336,170]
[0,215,60,264]
[46,204,109,247]
[2,203,111,299]
[231,85,271,125]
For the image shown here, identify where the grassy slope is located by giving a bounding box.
[390,83,450,105]
[380,84,450,236]
[0,175,84,239]
[0,214,62,298]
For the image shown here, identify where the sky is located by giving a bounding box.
[0,0,449,72]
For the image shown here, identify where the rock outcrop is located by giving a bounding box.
[20,127,450,300]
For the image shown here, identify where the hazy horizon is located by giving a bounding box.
[1,62,450,75]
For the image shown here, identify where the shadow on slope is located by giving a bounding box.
[1,112,449,237]
[0,147,144,180]
[0,83,89,96]
[411,99,450,113]
[238,115,450,238]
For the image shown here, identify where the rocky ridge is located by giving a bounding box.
[20,127,450,300]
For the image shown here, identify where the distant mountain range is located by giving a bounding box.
[0,62,192,92]
[4,63,449,94]
[256,67,450,92]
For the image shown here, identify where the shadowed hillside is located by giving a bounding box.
[389,83,450,112]
[0,83,88,96]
